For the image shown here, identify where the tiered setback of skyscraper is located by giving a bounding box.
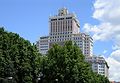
[36,8,109,77]
[37,8,93,56]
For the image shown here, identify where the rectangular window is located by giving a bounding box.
[51,19,57,21]
[58,18,64,20]
[66,17,72,19]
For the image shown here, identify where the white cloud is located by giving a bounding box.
[93,0,120,24]
[103,50,107,54]
[83,23,101,33]
[110,50,120,62]
[106,50,120,81]
[83,0,120,42]
[106,57,120,81]
[112,44,120,50]
[83,0,120,81]
[83,22,117,41]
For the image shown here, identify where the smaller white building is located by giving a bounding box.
[85,56,109,77]
[36,36,49,55]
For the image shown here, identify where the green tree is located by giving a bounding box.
[0,27,110,83]
[41,41,96,83]
[94,74,110,83]
[0,27,42,83]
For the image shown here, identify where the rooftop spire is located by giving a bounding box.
[58,7,68,16]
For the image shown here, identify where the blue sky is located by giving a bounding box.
[0,0,120,81]
[0,0,95,41]
[0,0,105,55]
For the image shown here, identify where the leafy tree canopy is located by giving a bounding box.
[0,27,110,83]
[0,27,42,83]
[40,41,110,83]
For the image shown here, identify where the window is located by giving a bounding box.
[51,19,57,21]
[58,18,64,20]
[66,17,72,19]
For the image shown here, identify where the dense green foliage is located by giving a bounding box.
[0,28,42,83]
[0,27,110,83]
[40,41,110,83]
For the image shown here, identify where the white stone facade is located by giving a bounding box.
[48,8,93,56]
[37,36,49,55]
[85,56,109,77]
[37,8,93,56]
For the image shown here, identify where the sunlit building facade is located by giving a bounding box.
[37,8,93,56]
[85,56,109,77]
[36,8,109,77]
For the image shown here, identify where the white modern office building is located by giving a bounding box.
[36,36,49,55]
[85,56,109,77]
[37,8,93,56]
